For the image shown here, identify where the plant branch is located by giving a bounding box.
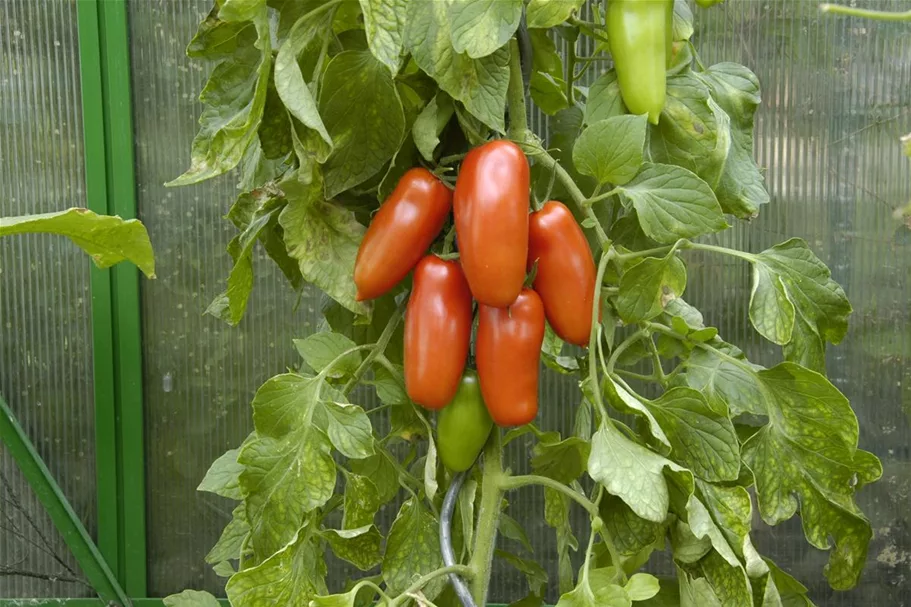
[530,152,610,246]
[587,250,615,421]
[390,565,473,606]
[643,332,666,383]
[342,304,404,394]
[585,187,620,207]
[565,35,577,106]
[500,475,600,518]
[606,329,648,374]
[819,3,911,20]
[507,39,529,140]
[469,430,504,605]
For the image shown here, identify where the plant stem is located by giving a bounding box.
[532,152,610,246]
[606,329,648,374]
[585,187,620,207]
[507,39,530,141]
[587,250,614,420]
[687,241,757,262]
[316,344,375,381]
[500,475,600,518]
[819,3,911,20]
[469,429,504,605]
[343,305,404,394]
[565,35,577,106]
[643,333,666,383]
[646,321,757,374]
[390,565,473,606]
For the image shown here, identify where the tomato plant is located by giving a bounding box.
[164,1,885,606]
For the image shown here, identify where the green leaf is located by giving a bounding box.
[279,170,369,316]
[584,70,627,125]
[382,498,444,599]
[626,573,660,601]
[541,326,580,375]
[616,163,728,244]
[239,374,338,554]
[206,504,250,564]
[319,51,405,197]
[670,520,711,564]
[458,479,478,558]
[645,387,740,482]
[529,29,567,115]
[164,589,221,607]
[556,574,630,607]
[169,10,271,186]
[682,348,766,417]
[343,474,383,529]
[602,377,671,449]
[316,401,375,460]
[750,239,852,372]
[0,209,155,278]
[413,92,455,162]
[212,561,235,577]
[694,63,768,218]
[616,252,687,323]
[650,74,731,191]
[293,332,361,378]
[499,514,534,554]
[187,7,256,59]
[324,525,383,570]
[405,0,509,132]
[359,0,407,74]
[588,424,694,523]
[764,560,816,606]
[220,0,265,23]
[544,488,578,593]
[742,362,882,589]
[198,448,244,499]
[310,582,379,607]
[497,549,549,596]
[527,0,585,28]
[678,571,721,607]
[532,437,591,484]
[599,493,664,557]
[225,524,328,606]
[673,0,694,41]
[449,0,523,58]
[369,362,409,405]
[574,115,648,186]
[274,9,333,147]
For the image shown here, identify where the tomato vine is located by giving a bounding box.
[163,1,883,606]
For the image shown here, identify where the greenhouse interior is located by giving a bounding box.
[1,0,910,606]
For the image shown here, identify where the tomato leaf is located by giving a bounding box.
[678,570,722,607]
[574,115,648,186]
[496,549,549,596]
[584,70,627,126]
[318,51,405,197]
[602,377,671,449]
[225,523,328,606]
[682,348,766,417]
[413,92,455,162]
[588,423,694,523]
[741,362,882,589]
[616,252,687,323]
[0,208,155,278]
[698,551,753,606]
[749,239,852,373]
[527,0,585,29]
[324,525,383,571]
[359,0,407,74]
[205,504,249,564]
[315,401,375,460]
[350,449,400,504]
[187,6,256,59]
[673,0,694,41]
[343,474,383,529]
[382,498,445,599]
[615,163,728,244]
[405,1,509,132]
[279,170,369,317]
[294,332,361,378]
[449,0,523,59]
[197,448,244,500]
[532,436,591,484]
[164,589,221,607]
[528,30,567,115]
[544,487,578,594]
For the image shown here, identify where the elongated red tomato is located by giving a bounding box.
[354,168,452,301]
[528,201,597,346]
[405,256,473,410]
[476,289,545,426]
[453,140,529,308]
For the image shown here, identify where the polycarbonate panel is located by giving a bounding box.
[0,0,96,598]
[129,1,911,604]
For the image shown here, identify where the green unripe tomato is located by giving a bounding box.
[437,370,494,472]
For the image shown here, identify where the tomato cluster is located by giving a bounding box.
[353,141,596,470]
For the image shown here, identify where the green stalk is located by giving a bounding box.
[819,3,911,20]
[469,429,505,605]
[342,305,404,394]
[500,474,600,518]
[507,39,529,140]
[532,152,610,246]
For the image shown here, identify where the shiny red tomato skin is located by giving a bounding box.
[528,201,597,346]
[354,168,452,301]
[405,256,474,410]
[453,140,530,308]
[476,289,545,426]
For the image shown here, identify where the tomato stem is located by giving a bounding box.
[507,39,530,140]
[342,304,405,395]
[388,565,473,607]
[819,3,911,20]
[500,475,600,518]
[469,429,504,605]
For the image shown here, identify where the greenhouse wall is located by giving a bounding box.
[0,0,910,605]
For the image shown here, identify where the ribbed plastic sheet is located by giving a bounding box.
[0,0,96,598]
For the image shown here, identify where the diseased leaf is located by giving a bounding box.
[198,448,244,499]
[602,377,671,449]
[0,209,155,278]
[599,493,664,557]
[588,423,694,523]
[670,520,711,564]
[742,363,883,589]
[449,0,524,59]
[617,252,687,323]
[319,51,405,197]
[317,401,375,460]
[679,571,721,607]
[527,0,585,28]
[279,170,369,316]
[206,504,250,564]
[699,550,753,607]
[682,347,766,417]
[324,525,383,570]
[574,115,648,186]
[350,449,400,504]
[225,524,328,606]
[360,0,407,74]
[616,163,728,244]
[343,474,382,529]
[406,1,509,132]
[383,498,445,599]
